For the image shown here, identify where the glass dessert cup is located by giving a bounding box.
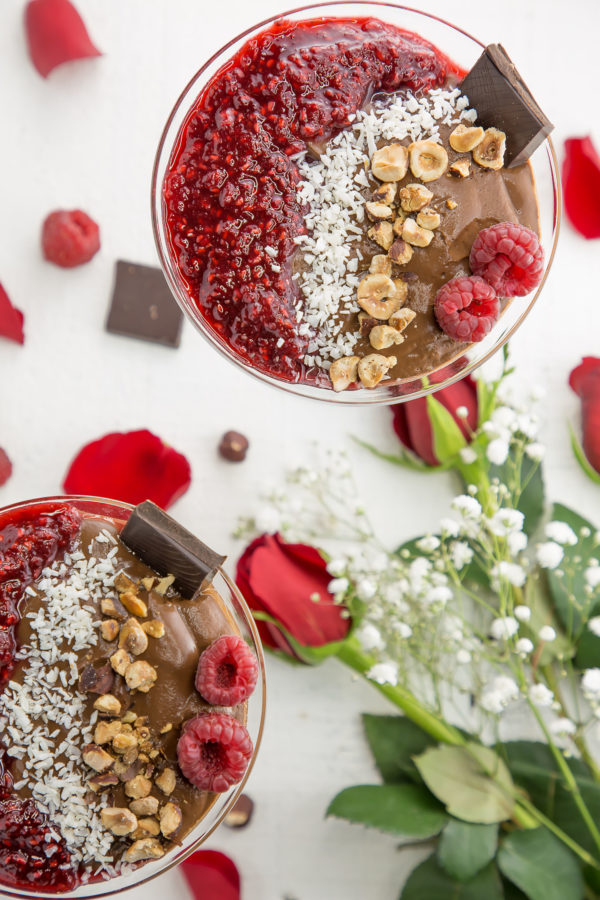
[152,2,560,405]
[0,496,266,899]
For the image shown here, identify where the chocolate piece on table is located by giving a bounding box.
[218,431,249,462]
[459,43,553,168]
[120,501,226,599]
[105,260,183,347]
[224,794,254,828]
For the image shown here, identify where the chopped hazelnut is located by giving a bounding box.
[133,818,161,838]
[371,143,409,182]
[100,807,138,836]
[142,620,165,639]
[358,354,397,389]
[129,796,160,816]
[79,663,114,695]
[140,577,155,591]
[365,201,393,221]
[121,711,137,724]
[120,591,148,618]
[392,210,407,235]
[154,575,175,595]
[155,768,177,796]
[449,124,484,153]
[101,596,127,621]
[472,127,506,170]
[113,732,139,754]
[399,183,433,213]
[372,182,397,204]
[82,744,114,773]
[125,660,158,693]
[94,693,122,716]
[119,618,149,656]
[449,159,471,178]
[388,308,417,332]
[408,140,448,182]
[125,775,153,799]
[122,745,139,767]
[100,619,119,642]
[369,254,392,277]
[447,199,458,210]
[367,221,394,251]
[416,208,441,229]
[88,773,119,792]
[369,325,405,350]
[159,723,173,734]
[388,239,413,266]
[124,839,165,863]
[402,218,434,248]
[159,802,182,838]
[115,572,137,593]
[94,720,122,745]
[110,649,131,676]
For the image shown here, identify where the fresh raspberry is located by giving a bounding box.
[195,635,258,706]
[41,209,100,267]
[469,222,544,297]
[177,713,253,792]
[434,276,499,343]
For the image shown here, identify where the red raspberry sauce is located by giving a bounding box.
[0,504,80,890]
[163,16,462,382]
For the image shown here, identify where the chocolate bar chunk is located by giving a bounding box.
[120,501,226,599]
[224,794,254,828]
[459,44,553,168]
[106,260,183,347]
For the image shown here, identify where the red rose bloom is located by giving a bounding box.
[236,533,350,660]
[569,357,600,474]
[392,374,478,466]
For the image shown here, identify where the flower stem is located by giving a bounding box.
[541,663,600,782]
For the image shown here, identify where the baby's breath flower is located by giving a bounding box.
[326,558,347,576]
[588,617,600,638]
[392,622,412,639]
[490,616,519,640]
[539,625,557,643]
[456,649,471,664]
[440,518,460,537]
[536,541,564,570]
[530,684,554,707]
[487,508,525,537]
[356,579,377,601]
[456,406,469,419]
[424,585,453,606]
[525,442,545,462]
[545,521,578,546]
[487,438,510,466]
[585,567,600,589]
[550,718,577,737]
[508,531,528,555]
[416,536,441,553]
[452,495,482,520]
[580,526,592,539]
[491,561,527,588]
[367,662,399,686]
[514,605,531,622]
[450,541,474,570]
[516,637,534,656]
[459,447,478,465]
[480,675,520,713]
[582,669,600,698]
[356,623,384,652]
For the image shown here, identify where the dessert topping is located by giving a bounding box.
[100,808,138,836]
[120,590,148,618]
[371,144,409,182]
[469,222,544,296]
[367,221,394,250]
[124,660,157,693]
[177,713,254,792]
[129,796,159,816]
[124,774,152,799]
[434,275,500,342]
[159,802,182,838]
[218,431,250,463]
[124,838,164,862]
[118,618,149,656]
[195,635,259,707]
[110,649,131,676]
[388,239,413,265]
[472,127,506,169]
[329,356,360,393]
[101,619,119,641]
[372,183,397,205]
[449,124,484,152]
[368,325,406,350]
[154,767,177,796]
[142,619,166,638]
[358,354,397,388]
[82,744,115,773]
[402,218,435,248]
[449,159,471,178]
[408,140,448,182]
[388,308,417,332]
[94,693,121,716]
[369,254,393,277]
[41,209,100,268]
[80,661,114,694]
[416,209,441,230]
[399,184,434,212]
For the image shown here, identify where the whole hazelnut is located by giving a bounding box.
[218,431,249,462]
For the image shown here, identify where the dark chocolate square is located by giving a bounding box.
[106,260,183,348]
[459,44,553,168]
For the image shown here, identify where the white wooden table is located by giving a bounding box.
[1,0,600,896]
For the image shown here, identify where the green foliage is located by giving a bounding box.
[438,820,499,881]
[400,855,503,900]
[353,437,434,472]
[570,425,600,484]
[489,451,545,536]
[497,828,583,900]
[545,503,600,639]
[575,601,600,669]
[362,714,435,784]
[250,611,348,664]
[426,393,467,464]
[326,783,447,838]
[523,572,574,666]
[414,743,515,824]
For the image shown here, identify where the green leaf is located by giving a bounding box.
[400,855,503,900]
[523,572,574,666]
[476,377,497,427]
[414,743,515,824]
[438,820,499,882]
[353,437,434,472]
[251,611,348,664]
[326,783,447,838]
[575,601,600,669]
[497,828,583,900]
[501,878,530,900]
[426,393,467,464]
[362,714,436,783]
[545,502,600,638]
[570,425,600,484]
[487,452,545,536]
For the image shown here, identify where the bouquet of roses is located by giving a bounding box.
[236,351,600,900]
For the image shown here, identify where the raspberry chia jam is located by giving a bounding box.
[162,14,542,392]
[0,500,260,892]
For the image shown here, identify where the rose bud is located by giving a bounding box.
[392,372,478,467]
[569,357,600,479]
[236,533,351,662]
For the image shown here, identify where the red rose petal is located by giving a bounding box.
[236,533,350,655]
[0,283,25,345]
[62,429,191,509]
[563,137,600,239]
[181,850,240,900]
[0,448,12,487]
[25,0,101,79]
[569,356,600,397]
[569,357,600,474]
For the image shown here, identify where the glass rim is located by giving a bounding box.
[0,494,267,899]
[151,1,561,405]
